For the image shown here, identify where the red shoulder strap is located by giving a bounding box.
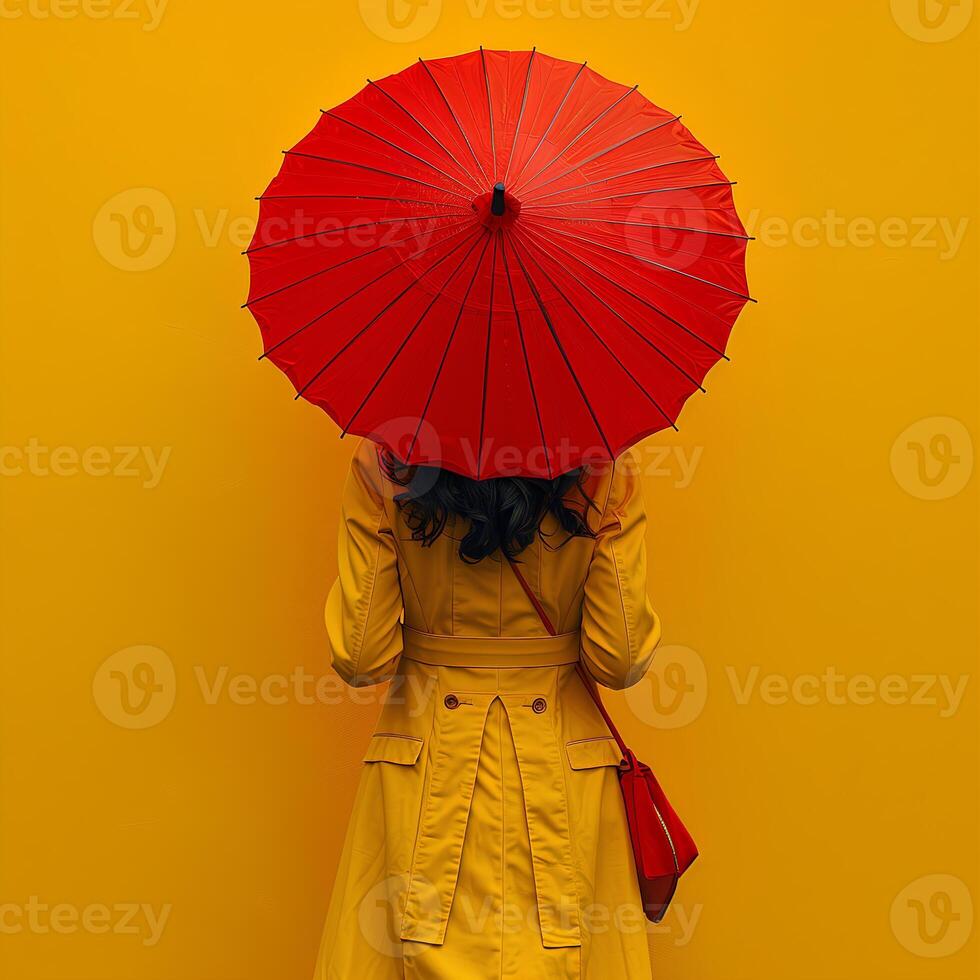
[505,556,629,757]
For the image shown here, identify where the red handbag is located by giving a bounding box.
[507,558,698,923]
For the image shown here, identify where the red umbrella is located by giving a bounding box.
[245,48,752,479]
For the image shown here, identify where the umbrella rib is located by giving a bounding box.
[259,224,474,361]
[342,232,490,436]
[507,237,614,458]
[366,79,483,191]
[502,47,537,185]
[539,221,745,339]
[282,150,471,202]
[294,229,484,400]
[322,110,477,196]
[500,235,552,479]
[522,180,735,210]
[417,57,490,187]
[257,193,468,208]
[476,232,500,478]
[514,237,677,431]
[519,115,680,200]
[479,46,497,180]
[510,84,638,199]
[514,224,706,395]
[529,213,752,240]
[557,226,746,274]
[518,223,732,358]
[508,60,588,191]
[526,220,756,302]
[522,156,722,205]
[246,217,473,310]
[406,232,493,460]
[539,226,748,273]
[243,212,459,254]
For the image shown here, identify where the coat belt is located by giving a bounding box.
[401,626,581,668]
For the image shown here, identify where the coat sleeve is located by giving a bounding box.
[580,448,661,690]
[325,440,404,687]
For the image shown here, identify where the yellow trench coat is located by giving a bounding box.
[316,440,661,979]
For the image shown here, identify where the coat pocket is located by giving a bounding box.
[565,736,623,770]
[362,733,424,766]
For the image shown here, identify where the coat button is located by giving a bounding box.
[531,697,547,714]
[444,694,460,710]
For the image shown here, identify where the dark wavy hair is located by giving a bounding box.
[381,453,597,563]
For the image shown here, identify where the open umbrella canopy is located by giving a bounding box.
[245,48,752,478]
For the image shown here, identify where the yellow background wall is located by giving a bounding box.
[1,1,976,978]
